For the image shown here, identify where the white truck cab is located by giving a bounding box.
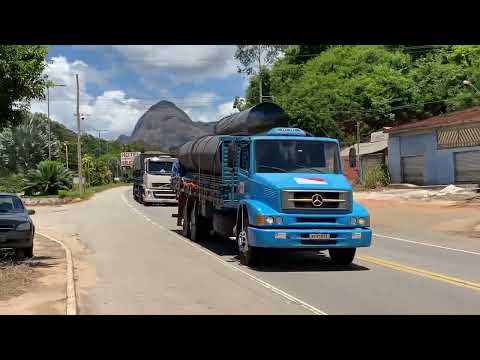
[133,153,177,205]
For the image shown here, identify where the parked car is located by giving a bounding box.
[0,193,36,259]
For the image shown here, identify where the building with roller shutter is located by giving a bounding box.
[386,106,480,185]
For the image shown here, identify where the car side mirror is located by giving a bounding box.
[27,209,35,215]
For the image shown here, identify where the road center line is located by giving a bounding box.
[120,192,327,315]
[374,234,480,256]
[358,255,480,292]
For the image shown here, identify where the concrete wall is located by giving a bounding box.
[388,130,480,185]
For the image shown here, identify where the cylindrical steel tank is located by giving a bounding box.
[178,103,289,175]
[178,135,224,175]
[214,102,289,135]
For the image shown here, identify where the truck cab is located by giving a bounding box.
[133,155,177,205]
[231,127,371,265]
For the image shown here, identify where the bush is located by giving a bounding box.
[58,187,93,200]
[23,161,73,196]
[359,164,390,190]
[0,175,26,193]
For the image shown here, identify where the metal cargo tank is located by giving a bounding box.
[214,102,289,135]
[178,135,224,175]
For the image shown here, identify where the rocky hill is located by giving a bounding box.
[121,100,215,150]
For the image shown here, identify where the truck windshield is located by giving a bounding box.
[147,161,173,174]
[254,140,341,174]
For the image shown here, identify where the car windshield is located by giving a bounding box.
[147,161,173,174]
[254,140,341,174]
[0,195,24,213]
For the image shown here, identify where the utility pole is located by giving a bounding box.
[93,129,108,157]
[47,86,51,160]
[356,120,362,179]
[45,82,65,160]
[64,142,69,169]
[76,74,83,195]
[258,47,263,104]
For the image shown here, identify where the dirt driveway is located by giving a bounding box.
[0,234,67,315]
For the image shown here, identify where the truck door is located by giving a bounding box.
[236,142,250,199]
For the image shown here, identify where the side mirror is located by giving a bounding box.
[27,209,35,215]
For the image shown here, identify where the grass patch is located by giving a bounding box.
[58,182,130,200]
[355,165,391,191]
[0,256,37,300]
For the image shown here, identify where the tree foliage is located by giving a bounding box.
[0,112,59,174]
[23,160,72,196]
[234,45,287,75]
[237,45,480,145]
[0,45,49,130]
[82,155,112,187]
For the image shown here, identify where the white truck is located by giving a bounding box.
[132,152,177,205]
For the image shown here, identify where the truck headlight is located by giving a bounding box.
[265,216,274,225]
[357,217,369,227]
[16,222,31,231]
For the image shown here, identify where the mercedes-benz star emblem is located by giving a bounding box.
[311,194,323,207]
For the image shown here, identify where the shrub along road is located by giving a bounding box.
[30,186,480,314]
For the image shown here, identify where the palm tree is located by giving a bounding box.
[23,160,72,196]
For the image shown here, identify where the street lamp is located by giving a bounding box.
[463,80,480,94]
[45,79,66,160]
[64,142,69,169]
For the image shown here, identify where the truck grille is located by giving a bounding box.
[152,183,171,189]
[281,190,349,210]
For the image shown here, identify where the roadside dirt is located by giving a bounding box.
[355,194,480,241]
[0,234,67,314]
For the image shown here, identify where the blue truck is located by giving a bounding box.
[172,103,371,267]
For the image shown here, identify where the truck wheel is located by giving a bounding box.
[237,209,260,267]
[189,202,206,243]
[329,248,356,266]
[182,204,190,238]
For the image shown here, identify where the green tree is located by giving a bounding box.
[0,112,59,174]
[0,45,49,130]
[82,155,112,187]
[235,45,287,104]
[23,160,72,196]
[275,46,415,142]
[408,45,480,116]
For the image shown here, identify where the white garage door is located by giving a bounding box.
[402,156,424,185]
[455,151,480,183]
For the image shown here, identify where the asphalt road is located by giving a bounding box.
[32,186,480,314]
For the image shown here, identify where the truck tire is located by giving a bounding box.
[237,208,260,267]
[189,202,206,243]
[329,248,356,266]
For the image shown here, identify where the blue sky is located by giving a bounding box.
[32,45,248,140]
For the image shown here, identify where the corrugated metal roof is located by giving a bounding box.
[385,106,480,134]
[340,140,388,157]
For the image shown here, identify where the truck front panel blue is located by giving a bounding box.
[247,226,372,249]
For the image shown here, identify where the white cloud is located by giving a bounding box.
[31,56,150,140]
[184,98,238,124]
[111,45,238,83]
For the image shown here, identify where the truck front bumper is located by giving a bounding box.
[247,227,372,249]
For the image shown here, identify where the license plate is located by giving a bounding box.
[309,233,330,240]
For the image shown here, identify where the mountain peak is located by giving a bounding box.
[129,100,215,150]
[150,100,177,110]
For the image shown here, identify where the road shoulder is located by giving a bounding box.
[0,234,67,315]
